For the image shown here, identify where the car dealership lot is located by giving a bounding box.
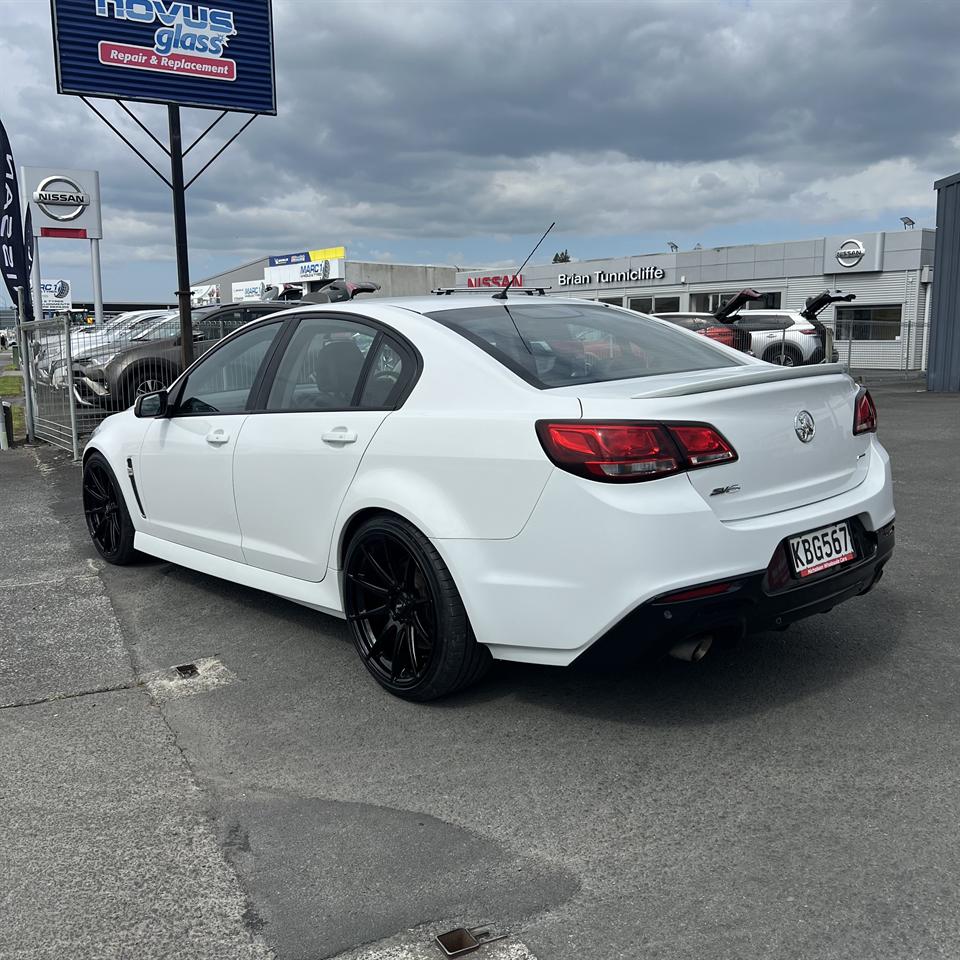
[2,381,959,960]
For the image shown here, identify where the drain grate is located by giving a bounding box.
[435,926,507,957]
[142,657,237,703]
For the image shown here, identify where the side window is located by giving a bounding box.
[177,322,280,415]
[358,339,407,408]
[266,316,376,411]
[197,309,246,343]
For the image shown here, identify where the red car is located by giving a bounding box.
[653,312,754,354]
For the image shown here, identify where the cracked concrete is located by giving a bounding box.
[0,447,273,960]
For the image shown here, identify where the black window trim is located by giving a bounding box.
[166,317,290,418]
[249,309,423,415]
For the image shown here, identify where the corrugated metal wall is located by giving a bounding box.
[785,272,927,371]
[929,172,960,391]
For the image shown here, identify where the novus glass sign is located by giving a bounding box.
[51,0,277,114]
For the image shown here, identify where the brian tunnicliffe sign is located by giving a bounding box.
[557,266,666,286]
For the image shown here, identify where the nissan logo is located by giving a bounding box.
[794,410,816,443]
[32,175,90,222]
[835,238,865,269]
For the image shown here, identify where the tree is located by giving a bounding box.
[552,250,571,263]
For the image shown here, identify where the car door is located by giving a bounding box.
[232,313,415,581]
[136,320,284,562]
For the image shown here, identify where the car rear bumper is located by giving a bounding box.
[579,517,894,665]
[435,436,895,666]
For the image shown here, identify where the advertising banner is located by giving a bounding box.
[40,279,73,311]
[51,0,277,115]
[190,283,221,305]
[264,246,346,285]
[23,166,104,240]
[1,117,32,318]
[231,279,265,301]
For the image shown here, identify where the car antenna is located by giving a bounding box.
[492,221,556,300]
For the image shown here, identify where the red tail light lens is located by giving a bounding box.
[853,388,877,434]
[703,325,735,347]
[536,421,737,483]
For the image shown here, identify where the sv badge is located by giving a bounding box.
[710,484,741,497]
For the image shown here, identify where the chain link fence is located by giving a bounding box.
[829,318,928,380]
[19,310,249,456]
[15,312,931,460]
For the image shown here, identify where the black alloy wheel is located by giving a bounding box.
[82,452,138,564]
[343,515,490,700]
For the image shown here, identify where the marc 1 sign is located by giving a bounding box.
[51,0,277,115]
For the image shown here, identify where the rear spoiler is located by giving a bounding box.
[632,363,848,398]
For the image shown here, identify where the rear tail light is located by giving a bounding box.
[535,421,737,483]
[703,326,735,346]
[853,387,877,434]
[800,329,821,336]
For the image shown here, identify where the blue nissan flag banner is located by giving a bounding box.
[0,115,32,319]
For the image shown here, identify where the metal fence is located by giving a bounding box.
[19,311,250,457]
[829,318,929,377]
[14,312,932,460]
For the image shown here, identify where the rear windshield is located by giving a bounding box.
[425,302,741,388]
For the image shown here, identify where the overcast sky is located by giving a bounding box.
[1,0,957,304]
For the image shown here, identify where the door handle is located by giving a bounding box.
[205,429,231,445]
[322,428,358,444]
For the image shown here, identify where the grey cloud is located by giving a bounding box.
[1,0,956,290]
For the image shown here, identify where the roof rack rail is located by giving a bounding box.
[430,286,553,297]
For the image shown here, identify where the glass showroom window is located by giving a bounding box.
[653,295,681,313]
[835,305,903,341]
[690,291,781,312]
[629,297,653,313]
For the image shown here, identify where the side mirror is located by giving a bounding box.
[134,389,167,418]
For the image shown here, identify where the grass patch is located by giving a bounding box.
[10,404,25,440]
[0,374,23,397]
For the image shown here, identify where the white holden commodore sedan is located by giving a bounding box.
[82,293,895,700]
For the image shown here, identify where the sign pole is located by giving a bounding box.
[30,235,43,324]
[90,238,104,325]
[167,104,194,370]
[15,287,35,442]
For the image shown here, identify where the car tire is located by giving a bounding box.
[762,343,803,367]
[343,514,491,700]
[118,361,178,409]
[82,452,139,565]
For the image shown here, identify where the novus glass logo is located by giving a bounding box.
[95,0,238,81]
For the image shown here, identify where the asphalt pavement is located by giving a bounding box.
[3,381,959,960]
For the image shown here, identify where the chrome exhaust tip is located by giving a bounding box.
[668,634,713,663]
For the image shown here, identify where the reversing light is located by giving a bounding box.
[535,421,737,483]
[669,425,737,467]
[853,388,877,434]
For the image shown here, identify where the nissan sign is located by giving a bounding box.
[23,167,103,239]
[835,239,866,269]
[32,175,90,222]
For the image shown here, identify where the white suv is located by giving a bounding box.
[732,311,830,366]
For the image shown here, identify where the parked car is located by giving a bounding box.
[36,309,173,387]
[652,312,753,354]
[82,291,895,701]
[72,301,304,408]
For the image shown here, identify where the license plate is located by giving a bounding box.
[788,522,856,578]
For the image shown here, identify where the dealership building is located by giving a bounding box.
[193,230,936,371]
[459,229,936,369]
[192,246,460,305]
